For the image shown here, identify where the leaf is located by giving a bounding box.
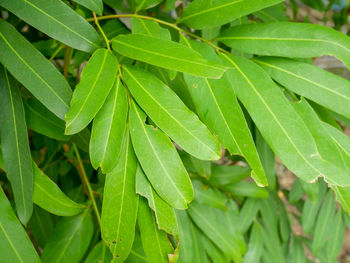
[90,78,128,173]
[178,0,284,29]
[123,65,221,160]
[33,162,85,216]
[29,206,54,248]
[209,164,251,186]
[125,234,148,263]
[182,39,266,185]
[243,222,263,263]
[0,0,102,52]
[288,238,306,263]
[188,201,245,262]
[326,210,345,261]
[112,35,227,78]
[0,66,33,225]
[312,191,336,253]
[0,187,40,262]
[218,22,350,69]
[131,18,171,40]
[254,57,350,119]
[73,0,103,15]
[189,156,211,179]
[24,98,69,141]
[222,181,269,199]
[192,180,227,210]
[238,198,260,234]
[133,0,162,11]
[85,241,113,263]
[202,235,229,263]
[101,131,139,262]
[41,209,93,263]
[221,53,350,186]
[0,19,72,119]
[129,99,193,209]
[136,166,178,236]
[176,210,207,263]
[65,48,118,135]
[138,198,174,263]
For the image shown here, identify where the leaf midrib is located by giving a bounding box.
[0,222,23,262]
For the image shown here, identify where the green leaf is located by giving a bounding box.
[112,35,227,78]
[24,98,69,141]
[254,57,350,119]
[0,0,102,52]
[202,235,229,263]
[188,201,245,262]
[125,234,148,263]
[326,210,345,261]
[85,241,113,263]
[178,0,284,29]
[0,66,33,225]
[218,22,350,69]
[73,0,103,15]
[221,53,350,186]
[131,18,171,40]
[312,191,336,253]
[138,198,174,263]
[133,0,162,11]
[33,162,86,216]
[238,198,260,234]
[101,132,139,262]
[129,101,193,209]
[0,187,40,263]
[209,164,251,187]
[243,222,263,263]
[123,66,221,160]
[41,209,93,263]
[223,181,269,199]
[289,238,306,263]
[65,48,118,135]
[176,210,207,263]
[90,78,128,173]
[29,206,54,248]
[0,19,72,119]
[136,166,178,236]
[193,180,227,210]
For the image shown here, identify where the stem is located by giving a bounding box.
[87,14,228,53]
[73,144,102,228]
[93,12,111,52]
[63,46,71,79]
[49,44,65,61]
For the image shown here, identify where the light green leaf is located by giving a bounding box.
[133,0,162,11]
[254,57,350,119]
[202,235,228,263]
[131,18,171,40]
[73,0,103,15]
[218,22,350,69]
[254,3,288,22]
[223,181,269,199]
[326,210,345,261]
[188,201,244,262]
[125,234,148,263]
[90,78,128,173]
[221,53,350,186]
[136,166,178,236]
[243,222,263,263]
[29,206,54,248]
[33,162,86,216]
[0,0,101,52]
[289,238,306,263]
[41,209,93,263]
[24,98,69,141]
[138,198,174,263]
[209,164,251,187]
[123,65,221,160]
[112,34,227,78]
[65,48,118,135]
[129,100,193,209]
[176,210,207,263]
[85,241,113,263]
[0,19,72,119]
[0,66,33,225]
[101,132,139,262]
[178,0,284,29]
[0,188,40,262]
[193,180,227,210]
[238,198,260,234]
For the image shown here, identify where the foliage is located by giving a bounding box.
[1,0,350,262]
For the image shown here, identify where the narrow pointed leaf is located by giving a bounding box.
[254,57,350,119]
[101,132,139,262]
[124,66,221,160]
[218,22,350,69]
[178,0,283,29]
[136,166,178,236]
[243,222,263,263]
[131,18,171,40]
[41,209,93,263]
[129,101,193,209]
[33,162,85,216]
[239,198,260,234]
[73,0,103,15]
[29,206,54,248]
[90,78,128,173]
[193,180,227,210]
[326,210,345,260]
[134,0,162,11]
[85,241,113,263]
[65,48,118,134]
[0,188,40,262]
[125,234,148,263]
[0,0,102,52]
[112,35,227,78]
[138,198,174,263]
[0,66,33,225]
[221,53,350,186]
[0,19,72,119]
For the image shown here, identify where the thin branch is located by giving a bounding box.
[93,12,111,52]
